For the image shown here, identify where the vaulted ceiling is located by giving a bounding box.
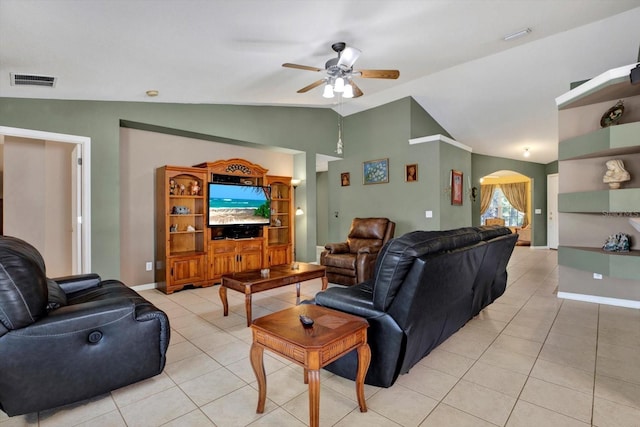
[1,0,639,164]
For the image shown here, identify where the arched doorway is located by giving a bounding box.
[479,170,531,246]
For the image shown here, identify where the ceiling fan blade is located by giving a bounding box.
[351,81,364,98]
[357,69,400,79]
[337,46,362,68]
[297,79,326,93]
[282,63,323,72]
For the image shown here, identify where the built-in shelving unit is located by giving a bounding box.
[155,166,209,294]
[556,63,640,308]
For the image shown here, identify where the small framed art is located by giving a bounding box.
[405,164,418,182]
[451,170,463,205]
[363,158,389,185]
[341,172,350,186]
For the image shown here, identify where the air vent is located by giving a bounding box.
[10,73,57,88]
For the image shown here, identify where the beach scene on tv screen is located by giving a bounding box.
[209,185,270,225]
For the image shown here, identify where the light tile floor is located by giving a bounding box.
[3,247,640,426]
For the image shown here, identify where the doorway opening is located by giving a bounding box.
[0,126,91,274]
[480,170,531,246]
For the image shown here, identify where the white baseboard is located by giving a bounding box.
[131,283,157,292]
[557,291,640,309]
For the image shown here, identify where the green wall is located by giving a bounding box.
[0,98,339,277]
[325,97,471,242]
[472,154,549,246]
[0,95,553,280]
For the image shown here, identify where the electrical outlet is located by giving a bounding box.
[425,210,433,218]
[593,273,603,280]
[146,262,153,271]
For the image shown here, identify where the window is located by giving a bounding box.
[481,187,524,227]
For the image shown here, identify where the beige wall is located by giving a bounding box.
[119,128,294,286]
[4,137,73,277]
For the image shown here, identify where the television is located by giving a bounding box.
[207,183,271,227]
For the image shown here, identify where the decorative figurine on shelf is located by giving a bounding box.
[190,181,200,196]
[600,100,624,128]
[179,184,186,195]
[169,179,177,195]
[186,225,195,232]
[170,224,178,232]
[275,218,282,227]
[602,233,631,252]
[602,159,631,189]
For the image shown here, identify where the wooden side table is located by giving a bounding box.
[250,305,370,427]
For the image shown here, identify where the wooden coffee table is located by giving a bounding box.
[220,262,328,327]
[250,305,370,427]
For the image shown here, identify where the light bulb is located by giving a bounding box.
[296,207,304,216]
[523,148,530,157]
[322,84,334,98]
[334,77,345,93]
[343,83,354,98]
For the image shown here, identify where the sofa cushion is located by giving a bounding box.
[372,228,480,311]
[0,240,48,331]
[347,218,390,253]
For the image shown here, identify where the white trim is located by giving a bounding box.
[0,126,92,273]
[131,283,158,292]
[558,291,640,309]
[409,134,473,153]
[555,62,638,108]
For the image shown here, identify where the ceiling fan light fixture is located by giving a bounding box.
[343,83,354,98]
[334,77,345,93]
[322,84,334,98]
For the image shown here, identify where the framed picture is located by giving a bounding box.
[363,158,389,185]
[341,172,350,187]
[451,170,463,205]
[405,164,418,182]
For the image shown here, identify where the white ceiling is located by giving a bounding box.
[1,0,640,165]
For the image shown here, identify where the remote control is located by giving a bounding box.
[299,315,314,327]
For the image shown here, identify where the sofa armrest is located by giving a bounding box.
[53,273,101,295]
[19,299,134,335]
[324,242,350,254]
[357,245,382,254]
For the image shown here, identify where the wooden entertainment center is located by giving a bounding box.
[155,158,293,294]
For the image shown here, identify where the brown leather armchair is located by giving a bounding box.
[320,217,395,286]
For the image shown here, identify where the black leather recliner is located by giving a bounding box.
[0,236,170,416]
[314,226,517,387]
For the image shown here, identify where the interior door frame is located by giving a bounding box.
[0,126,91,273]
[547,173,559,249]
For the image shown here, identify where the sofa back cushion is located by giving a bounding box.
[347,218,390,254]
[0,236,48,331]
[372,228,481,311]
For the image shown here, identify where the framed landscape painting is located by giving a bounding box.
[363,158,389,185]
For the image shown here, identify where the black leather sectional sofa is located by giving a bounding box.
[314,226,517,387]
[0,236,170,416]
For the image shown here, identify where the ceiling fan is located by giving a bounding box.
[282,42,400,98]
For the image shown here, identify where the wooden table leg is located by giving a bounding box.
[245,293,252,327]
[219,285,228,316]
[321,275,328,290]
[307,369,321,427]
[355,343,371,412]
[250,343,266,413]
[296,282,301,297]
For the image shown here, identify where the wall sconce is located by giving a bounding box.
[291,179,301,188]
[295,207,304,216]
